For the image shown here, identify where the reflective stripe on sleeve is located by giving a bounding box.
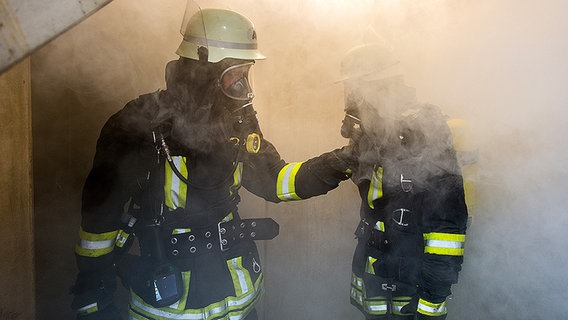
[276,162,303,201]
[417,298,447,316]
[367,166,383,209]
[423,232,466,256]
[75,227,118,257]
[77,302,98,315]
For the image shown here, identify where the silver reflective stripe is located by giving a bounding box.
[426,239,464,249]
[368,304,388,312]
[350,288,363,304]
[184,35,258,50]
[279,163,299,200]
[79,239,114,250]
[171,156,183,208]
[418,300,447,315]
[77,302,97,313]
[131,283,260,319]
[231,258,250,294]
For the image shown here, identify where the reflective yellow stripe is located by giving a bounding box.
[417,298,447,316]
[77,302,98,315]
[230,162,243,196]
[227,257,254,296]
[172,228,192,234]
[164,156,188,209]
[115,230,130,248]
[351,272,363,291]
[424,232,466,256]
[365,256,377,275]
[367,166,383,209]
[75,227,118,257]
[374,220,385,232]
[350,273,388,315]
[276,162,303,201]
[130,273,263,319]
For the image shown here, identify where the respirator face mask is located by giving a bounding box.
[218,62,261,153]
[341,85,364,139]
[219,62,255,102]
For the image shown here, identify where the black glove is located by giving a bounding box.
[71,269,118,319]
[400,295,419,315]
[329,143,359,173]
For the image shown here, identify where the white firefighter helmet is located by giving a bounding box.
[176,7,266,63]
[338,43,402,83]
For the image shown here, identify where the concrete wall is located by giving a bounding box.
[0,59,34,319]
[0,0,112,74]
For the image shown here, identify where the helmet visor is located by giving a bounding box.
[220,62,255,101]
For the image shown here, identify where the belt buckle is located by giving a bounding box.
[381,283,397,291]
[218,220,230,252]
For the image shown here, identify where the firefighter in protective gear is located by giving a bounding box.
[71,8,353,320]
[339,44,468,320]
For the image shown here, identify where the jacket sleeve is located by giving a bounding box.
[72,102,150,315]
[241,138,352,203]
[419,147,469,307]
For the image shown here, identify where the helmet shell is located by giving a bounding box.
[339,44,401,82]
[177,8,266,62]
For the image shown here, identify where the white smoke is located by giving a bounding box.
[31,0,568,319]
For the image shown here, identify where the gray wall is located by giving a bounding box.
[31,0,568,319]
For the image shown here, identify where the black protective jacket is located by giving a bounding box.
[349,105,468,318]
[72,90,350,319]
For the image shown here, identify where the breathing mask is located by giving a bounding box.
[341,89,364,140]
[218,62,261,153]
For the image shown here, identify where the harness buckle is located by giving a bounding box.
[392,208,411,227]
[218,220,230,252]
[381,283,397,291]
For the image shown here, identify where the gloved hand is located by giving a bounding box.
[400,295,419,315]
[71,269,119,319]
[330,143,359,173]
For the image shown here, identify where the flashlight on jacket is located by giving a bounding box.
[229,102,262,154]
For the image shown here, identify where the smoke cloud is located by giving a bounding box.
[31,0,568,319]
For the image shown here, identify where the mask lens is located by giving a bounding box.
[220,62,254,101]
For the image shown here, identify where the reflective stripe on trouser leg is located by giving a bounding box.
[350,273,388,316]
[129,270,264,319]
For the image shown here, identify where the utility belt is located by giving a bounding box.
[165,217,279,259]
[118,214,279,309]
